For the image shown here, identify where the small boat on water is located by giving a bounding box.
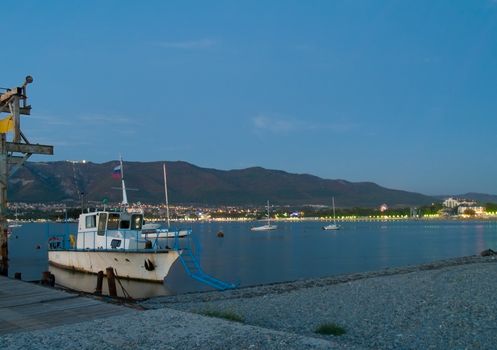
[7,208,22,239]
[8,207,22,229]
[142,222,190,240]
[251,200,278,231]
[140,163,192,246]
[322,223,340,231]
[322,196,341,230]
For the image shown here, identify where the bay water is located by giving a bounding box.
[8,220,497,298]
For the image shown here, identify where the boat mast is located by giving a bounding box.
[267,200,270,226]
[163,163,170,228]
[332,196,336,224]
[120,156,128,207]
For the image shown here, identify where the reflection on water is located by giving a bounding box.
[8,220,497,299]
[8,223,49,281]
[49,265,174,299]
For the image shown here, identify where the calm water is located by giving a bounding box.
[8,220,497,298]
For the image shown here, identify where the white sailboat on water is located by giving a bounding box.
[322,196,340,230]
[8,206,22,229]
[141,163,191,242]
[251,200,278,231]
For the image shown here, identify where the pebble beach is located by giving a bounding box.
[2,255,497,349]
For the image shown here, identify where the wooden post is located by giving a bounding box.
[0,229,7,276]
[0,133,8,276]
[48,273,55,287]
[41,271,51,285]
[95,270,104,295]
[106,267,117,297]
[0,77,53,277]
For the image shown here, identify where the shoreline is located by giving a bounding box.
[143,254,497,349]
[16,216,497,224]
[141,254,496,306]
[2,254,497,349]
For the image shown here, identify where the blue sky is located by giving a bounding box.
[3,0,497,195]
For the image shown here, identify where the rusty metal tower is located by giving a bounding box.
[0,76,53,276]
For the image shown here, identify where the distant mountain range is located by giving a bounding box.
[8,160,440,207]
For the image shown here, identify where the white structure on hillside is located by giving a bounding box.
[443,197,477,208]
[443,197,459,208]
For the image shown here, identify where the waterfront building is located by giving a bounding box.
[443,197,477,209]
[457,206,485,216]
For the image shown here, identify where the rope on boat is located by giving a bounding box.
[113,268,133,301]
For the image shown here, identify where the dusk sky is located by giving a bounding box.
[3,1,497,195]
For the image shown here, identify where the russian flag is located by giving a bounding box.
[112,165,121,180]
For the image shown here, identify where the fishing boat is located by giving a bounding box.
[251,200,278,231]
[48,158,182,282]
[322,196,340,230]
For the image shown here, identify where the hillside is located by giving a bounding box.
[7,161,436,207]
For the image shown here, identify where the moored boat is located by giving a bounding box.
[139,163,192,246]
[250,224,278,231]
[251,200,278,231]
[48,208,181,282]
[142,222,191,248]
[48,157,183,283]
[322,196,341,230]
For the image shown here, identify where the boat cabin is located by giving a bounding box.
[76,210,146,250]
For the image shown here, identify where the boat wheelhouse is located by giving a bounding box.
[78,210,146,250]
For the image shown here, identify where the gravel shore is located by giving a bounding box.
[2,255,497,349]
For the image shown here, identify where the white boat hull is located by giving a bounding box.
[323,197,341,231]
[322,224,340,230]
[251,224,278,231]
[48,250,180,282]
[142,229,191,239]
[142,229,191,249]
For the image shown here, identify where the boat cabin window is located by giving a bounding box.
[119,220,130,229]
[85,215,96,229]
[107,213,120,230]
[131,214,143,230]
[97,213,107,236]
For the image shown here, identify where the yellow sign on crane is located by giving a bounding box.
[0,115,14,133]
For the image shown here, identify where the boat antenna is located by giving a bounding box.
[80,192,85,214]
[267,200,270,226]
[163,163,171,228]
[332,196,336,224]
[120,156,128,207]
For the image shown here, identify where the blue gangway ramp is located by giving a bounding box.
[178,247,236,290]
[171,231,235,290]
